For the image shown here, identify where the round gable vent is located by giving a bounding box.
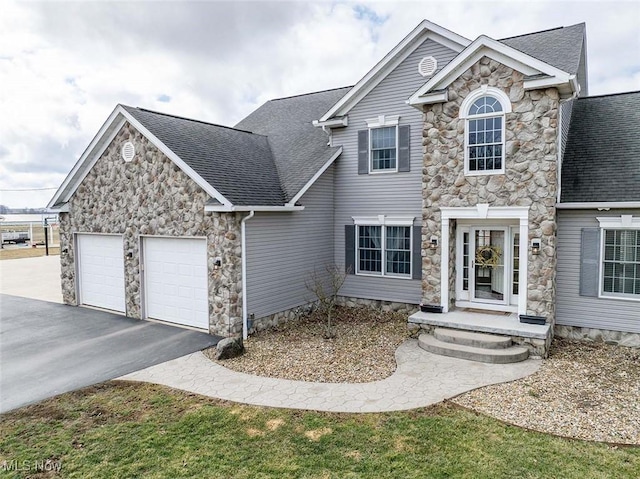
[418,56,438,77]
[121,142,135,162]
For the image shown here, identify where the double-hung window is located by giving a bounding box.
[602,229,640,297]
[355,216,413,278]
[370,126,397,171]
[460,86,511,176]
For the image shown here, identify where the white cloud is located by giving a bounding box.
[0,0,638,208]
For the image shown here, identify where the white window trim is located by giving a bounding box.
[366,115,400,174]
[352,215,414,279]
[597,215,640,302]
[461,86,511,177]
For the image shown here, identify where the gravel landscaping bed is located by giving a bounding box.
[452,338,640,445]
[207,309,639,444]
[205,306,410,383]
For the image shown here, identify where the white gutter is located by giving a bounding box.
[240,210,255,340]
[205,205,304,213]
[312,117,348,128]
[556,202,640,209]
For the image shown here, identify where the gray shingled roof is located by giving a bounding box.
[122,106,286,206]
[500,23,585,74]
[561,91,640,203]
[235,87,351,201]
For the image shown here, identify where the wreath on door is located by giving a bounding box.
[475,245,502,268]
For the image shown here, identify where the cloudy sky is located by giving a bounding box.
[1,0,638,208]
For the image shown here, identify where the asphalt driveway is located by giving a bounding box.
[0,294,220,413]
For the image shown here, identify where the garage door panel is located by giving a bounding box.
[77,234,126,313]
[144,237,208,330]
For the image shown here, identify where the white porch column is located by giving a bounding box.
[518,217,529,315]
[441,216,450,312]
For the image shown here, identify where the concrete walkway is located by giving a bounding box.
[121,340,540,413]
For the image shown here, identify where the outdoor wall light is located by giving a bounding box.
[429,236,438,249]
[531,239,541,255]
[126,251,134,259]
[214,257,222,269]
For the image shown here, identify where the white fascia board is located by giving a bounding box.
[286,147,342,207]
[47,105,124,208]
[318,21,470,122]
[121,109,233,208]
[205,205,305,213]
[409,35,572,106]
[312,117,348,128]
[47,203,69,213]
[557,202,640,210]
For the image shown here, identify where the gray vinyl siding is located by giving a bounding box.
[556,209,640,333]
[244,166,334,319]
[332,38,458,304]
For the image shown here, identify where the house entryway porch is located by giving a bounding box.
[408,308,552,358]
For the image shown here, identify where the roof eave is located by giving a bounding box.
[557,202,640,210]
[204,205,305,213]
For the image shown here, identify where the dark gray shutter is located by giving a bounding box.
[412,225,422,280]
[398,125,410,172]
[579,228,600,297]
[345,225,356,274]
[357,130,369,175]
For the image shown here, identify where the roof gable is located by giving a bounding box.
[318,19,470,122]
[408,35,575,106]
[48,105,287,209]
[561,91,640,203]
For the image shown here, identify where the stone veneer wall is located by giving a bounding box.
[421,57,559,321]
[248,297,419,333]
[59,122,243,336]
[555,325,640,348]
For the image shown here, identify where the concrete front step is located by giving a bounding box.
[418,333,530,364]
[434,327,513,349]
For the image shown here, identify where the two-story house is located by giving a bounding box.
[48,20,640,360]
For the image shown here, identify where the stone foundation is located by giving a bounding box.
[555,325,640,348]
[336,296,419,315]
[248,297,419,335]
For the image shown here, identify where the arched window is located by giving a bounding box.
[460,87,511,175]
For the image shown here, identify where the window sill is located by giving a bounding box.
[355,272,413,280]
[368,169,399,175]
[599,293,640,303]
[464,169,505,177]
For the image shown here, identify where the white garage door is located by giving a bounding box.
[143,237,209,330]
[77,234,126,313]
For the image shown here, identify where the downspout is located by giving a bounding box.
[240,210,255,340]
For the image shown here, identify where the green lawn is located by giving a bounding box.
[0,382,637,478]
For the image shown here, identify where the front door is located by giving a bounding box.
[470,227,508,305]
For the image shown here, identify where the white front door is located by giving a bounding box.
[142,237,209,330]
[470,227,507,305]
[456,225,520,309]
[77,234,126,313]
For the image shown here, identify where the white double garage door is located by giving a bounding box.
[76,234,209,330]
